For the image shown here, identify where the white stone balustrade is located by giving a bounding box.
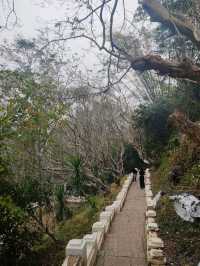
[124,182,129,188]
[145,179,151,185]
[83,233,98,266]
[121,189,128,198]
[147,222,159,232]
[113,200,122,212]
[127,173,133,182]
[92,221,106,249]
[146,198,154,210]
[145,169,151,178]
[148,237,164,249]
[99,211,112,232]
[62,256,82,266]
[146,190,153,197]
[121,186,128,193]
[116,192,126,206]
[62,173,133,266]
[145,184,152,192]
[65,239,87,265]
[144,169,166,265]
[146,210,157,218]
[100,211,112,222]
[148,231,158,239]
[147,217,156,224]
[105,205,115,219]
[116,192,124,201]
[92,221,106,233]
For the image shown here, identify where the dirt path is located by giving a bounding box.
[96,182,146,266]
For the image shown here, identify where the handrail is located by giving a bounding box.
[62,173,134,266]
[144,169,166,266]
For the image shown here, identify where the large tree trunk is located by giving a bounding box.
[130,55,200,84]
[168,110,200,145]
[141,0,200,49]
[126,0,200,84]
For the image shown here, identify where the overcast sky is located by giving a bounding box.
[1,0,138,39]
[0,0,140,92]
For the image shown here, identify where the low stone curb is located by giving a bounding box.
[145,169,166,266]
[62,173,134,266]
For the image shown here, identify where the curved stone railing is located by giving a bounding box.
[145,169,166,266]
[62,173,134,266]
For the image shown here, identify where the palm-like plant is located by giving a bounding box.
[54,184,65,221]
[66,155,86,196]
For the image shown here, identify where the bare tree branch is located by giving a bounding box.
[39,34,126,60]
[110,0,119,50]
[1,0,18,30]
[77,0,112,24]
[100,0,106,49]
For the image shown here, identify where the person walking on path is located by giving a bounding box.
[132,168,137,182]
[139,168,145,189]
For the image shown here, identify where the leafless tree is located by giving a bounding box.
[38,0,200,86]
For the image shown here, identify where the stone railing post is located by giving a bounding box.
[92,221,106,249]
[99,211,112,232]
[83,233,98,266]
[65,239,87,265]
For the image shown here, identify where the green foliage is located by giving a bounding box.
[100,170,115,184]
[123,143,146,173]
[87,196,98,210]
[0,176,52,211]
[66,155,87,196]
[152,144,200,265]
[56,195,106,243]
[172,82,200,121]
[35,194,108,266]
[0,196,38,266]
[151,153,172,193]
[133,98,173,158]
[182,164,200,188]
[157,197,200,265]
[13,177,52,211]
[54,185,72,222]
[0,70,67,182]
[56,207,95,243]
[0,176,56,265]
[167,135,180,151]
[54,185,65,221]
[0,68,127,265]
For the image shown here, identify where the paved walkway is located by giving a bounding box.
[96,183,146,266]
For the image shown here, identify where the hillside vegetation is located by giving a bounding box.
[1,0,200,265]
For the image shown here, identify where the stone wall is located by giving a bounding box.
[145,169,166,265]
[62,174,134,266]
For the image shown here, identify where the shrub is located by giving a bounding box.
[0,196,38,266]
[123,143,147,173]
[133,98,174,158]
